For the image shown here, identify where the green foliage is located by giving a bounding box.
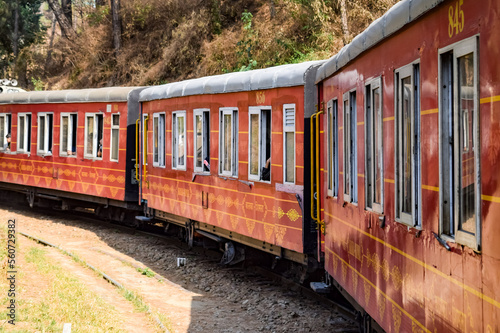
[137,267,155,277]
[236,10,257,72]
[31,77,43,91]
[86,5,110,26]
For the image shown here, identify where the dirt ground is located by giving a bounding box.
[1,203,358,333]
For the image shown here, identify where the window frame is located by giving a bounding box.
[84,113,103,160]
[343,90,357,204]
[172,110,187,171]
[60,113,77,158]
[37,112,53,156]
[17,113,31,154]
[193,108,210,173]
[0,113,11,151]
[219,107,238,177]
[394,61,422,228]
[248,106,272,182]
[364,78,384,213]
[283,104,296,185]
[327,99,339,197]
[438,36,480,250]
[110,113,120,162]
[152,112,165,167]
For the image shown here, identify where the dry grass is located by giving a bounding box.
[0,236,124,332]
[26,0,399,89]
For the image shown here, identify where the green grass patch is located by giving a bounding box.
[0,244,124,333]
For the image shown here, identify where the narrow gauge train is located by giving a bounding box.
[0,0,497,331]
[315,0,500,331]
[0,87,144,220]
[137,61,324,268]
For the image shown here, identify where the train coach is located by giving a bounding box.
[0,87,144,220]
[136,61,324,269]
[315,0,500,331]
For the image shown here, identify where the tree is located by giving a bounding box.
[61,0,72,26]
[111,0,121,56]
[339,0,349,45]
[0,0,45,79]
[47,0,76,39]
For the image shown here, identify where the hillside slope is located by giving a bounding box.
[29,0,398,89]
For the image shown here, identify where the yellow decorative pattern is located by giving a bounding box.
[264,224,274,242]
[391,265,403,291]
[216,195,224,206]
[110,187,119,198]
[225,196,234,208]
[392,304,402,333]
[275,226,286,245]
[286,208,300,222]
[341,262,347,283]
[216,211,223,225]
[364,281,371,306]
[351,269,359,293]
[246,220,255,234]
[381,259,390,282]
[378,295,386,321]
[412,321,424,333]
[230,215,238,229]
[246,202,254,211]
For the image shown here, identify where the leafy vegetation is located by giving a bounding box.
[1,0,398,90]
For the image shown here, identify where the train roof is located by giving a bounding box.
[0,86,140,105]
[316,0,444,82]
[139,61,325,102]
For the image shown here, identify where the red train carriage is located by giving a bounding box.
[0,87,143,219]
[315,0,500,331]
[137,62,323,266]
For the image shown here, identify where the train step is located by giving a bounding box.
[309,282,332,294]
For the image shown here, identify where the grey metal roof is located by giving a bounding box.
[0,86,140,105]
[140,61,325,102]
[316,0,444,82]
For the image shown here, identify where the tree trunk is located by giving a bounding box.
[340,0,349,45]
[45,12,57,68]
[47,0,76,40]
[12,0,19,57]
[61,0,72,27]
[95,0,105,7]
[270,0,275,19]
[111,0,121,56]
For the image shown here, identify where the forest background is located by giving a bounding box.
[0,0,398,90]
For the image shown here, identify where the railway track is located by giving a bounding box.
[8,202,360,332]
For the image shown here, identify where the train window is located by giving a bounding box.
[60,113,77,157]
[153,113,165,167]
[110,114,120,162]
[249,106,271,182]
[365,78,383,213]
[439,36,480,250]
[172,111,186,170]
[343,90,357,204]
[17,113,31,154]
[84,113,103,159]
[395,62,421,227]
[327,100,338,197]
[37,113,53,156]
[283,104,295,184]
[194,109,210,173]
[0,114,11,151]
[219,108,238,177]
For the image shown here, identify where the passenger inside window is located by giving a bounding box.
[261,157,270,181]
[4,133,10,151]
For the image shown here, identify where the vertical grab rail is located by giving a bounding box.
[135,119,140,182]
[310,110,324,231]
[315,110,324,233]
